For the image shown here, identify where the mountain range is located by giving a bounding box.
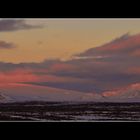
[1,82,140,102]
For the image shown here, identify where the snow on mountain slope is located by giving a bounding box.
[0,83,104,102]
[102,83,140,102]
[1,83,140,103]
[0,94,6,100]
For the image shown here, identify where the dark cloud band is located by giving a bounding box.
[0,19,43,32]
[0,41,16,49]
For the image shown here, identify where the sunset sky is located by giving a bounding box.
[1,18,140,101]
[1,19,140,63]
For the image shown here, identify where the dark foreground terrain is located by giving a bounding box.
[0,101,140,121]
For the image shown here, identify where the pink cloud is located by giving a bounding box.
[0,69,38,84]
[131,48,140,56]
[126,67,140,74]
[49,63,76,72]
[97,34,140,51]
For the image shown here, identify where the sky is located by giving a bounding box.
[1,19,140,101]
[1,19,140,63]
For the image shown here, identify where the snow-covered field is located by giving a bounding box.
[0,102,140,121]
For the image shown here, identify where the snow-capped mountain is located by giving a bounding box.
[101,83,140,102]
[0,83,99,102]
[1,83,140,103]
[0,94,6,100]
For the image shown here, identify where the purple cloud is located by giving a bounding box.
[1,33,140,94]
[0,41,16,49]
[0,19,43,32]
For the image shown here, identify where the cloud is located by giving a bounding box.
[110,32,130,43]
[0,41,16,49]
[37,41,43,46]
[43,33,140,92]
[126,67,140,74]
[0,69,38,84]
[1,33,140,94]
[0,59,62,72]
[48,63,76,73]
[0,19,43,32]
[75,33,140,58]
